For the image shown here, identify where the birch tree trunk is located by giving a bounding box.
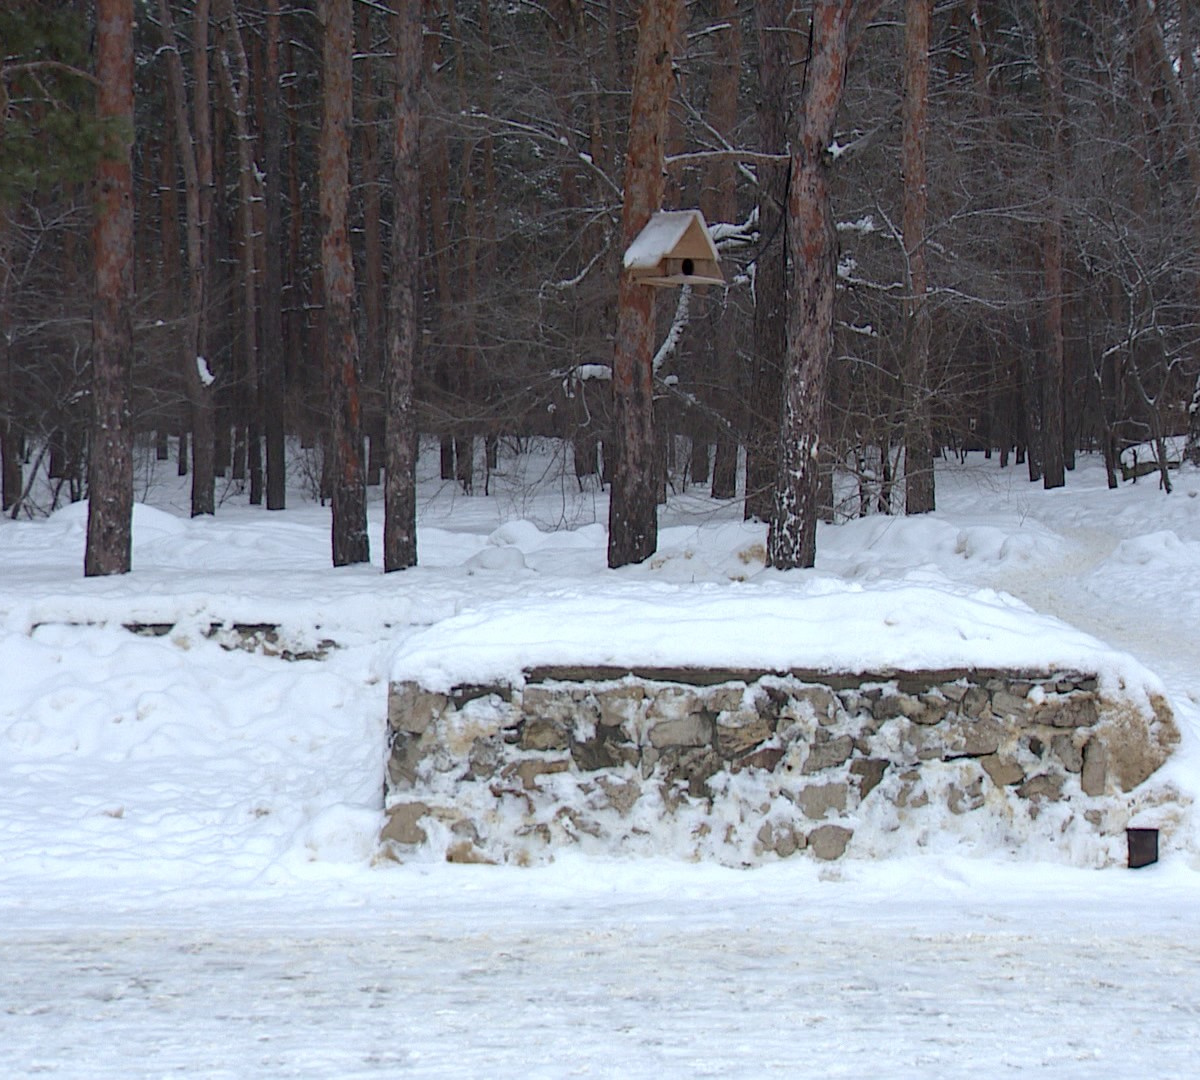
[319,0,369,566]
[608,0,682,569]
[86,0,135,577]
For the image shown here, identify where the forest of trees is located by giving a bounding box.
[3,0,1200,576]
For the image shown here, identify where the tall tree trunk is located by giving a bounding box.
[157,0,216,517]
[319,0,369,566]
[1130,0,1200,466]
[86,0,135,577]
[383,0,421,573]
[607,0,682,568]
[705,0,741,501]
[215,0,263,505]
[0,216,19,512]
[261,0,287,508]
[768,1,881,569]
[902,0,934,513]
[357,0,385,489]
[745,0,790,522]
[1036,0,1066,490]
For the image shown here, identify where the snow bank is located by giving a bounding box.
[390,580,1162,702]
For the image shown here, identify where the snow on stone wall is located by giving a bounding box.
[382,667,1183,868]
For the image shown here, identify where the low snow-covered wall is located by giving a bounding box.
[383,666,1181,867]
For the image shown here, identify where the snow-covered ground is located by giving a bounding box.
[2,443,1199,1078]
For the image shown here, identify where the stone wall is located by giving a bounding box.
[382,667,1181,867]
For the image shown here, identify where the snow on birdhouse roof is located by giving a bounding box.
[624,209,720,270]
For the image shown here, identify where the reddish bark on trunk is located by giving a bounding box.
[319,0,369,566]
[86,0,135,576]
[608,0,682,569]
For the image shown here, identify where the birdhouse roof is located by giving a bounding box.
[624,209,721,270]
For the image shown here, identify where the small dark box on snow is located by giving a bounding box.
[1126,827,1159,869]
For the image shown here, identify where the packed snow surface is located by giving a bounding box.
[3,443,1200,1077]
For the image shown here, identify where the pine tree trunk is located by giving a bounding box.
[157,0,216,517]
[261,0,287,509]
[705,0,740,502]
[1036,0,1066,490]
[608,0,682,569]
[86,0,135,577]
[319,0,369,566]
[215,0,262,505]
[383,0,421,572]
[902,0,935,514]
[745,0,790,523]
[768,1,870,569]
[0,217,19,512]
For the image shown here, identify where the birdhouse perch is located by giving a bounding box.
[624,209,724,288]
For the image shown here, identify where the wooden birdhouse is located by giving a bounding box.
[624,209,724,288]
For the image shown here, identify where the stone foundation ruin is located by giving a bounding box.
[383,666,1181,867]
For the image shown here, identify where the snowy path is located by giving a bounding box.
[4,879,1200,1080]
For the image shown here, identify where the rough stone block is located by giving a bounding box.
[1081,739,1107,796]
[467,735,503,780]
[939,681,969,703]
[941,717,1004,757]
[381,801,430,846]
[1052,733,1083,773]
[506,757,571,791]
[521,716,570,751]
[649,714,714,749]
[981,753,1025,787]
[808,824,853,860]
[704,685,747,713]
[388,683,448,735]
[387,731,427,788]
[520,685,578,724]
[962,687,991,718]
[592,684,646,727]
[1017,773,1065,802]
[850,757,888,799]
[802,734,855,774]
[797,782,849,821]
[788,686,838,724]
[571,733,638,771]
[991,690,1029,719]
[660,746,723,798]
[597,776,641,814]
[1038,692,1100,729]
[1099,694,1179,792]
[917,693,953,723]
[732,745,786,774]
[648,685,703,722]
[715,712,773,756]
[756,821,806,859]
